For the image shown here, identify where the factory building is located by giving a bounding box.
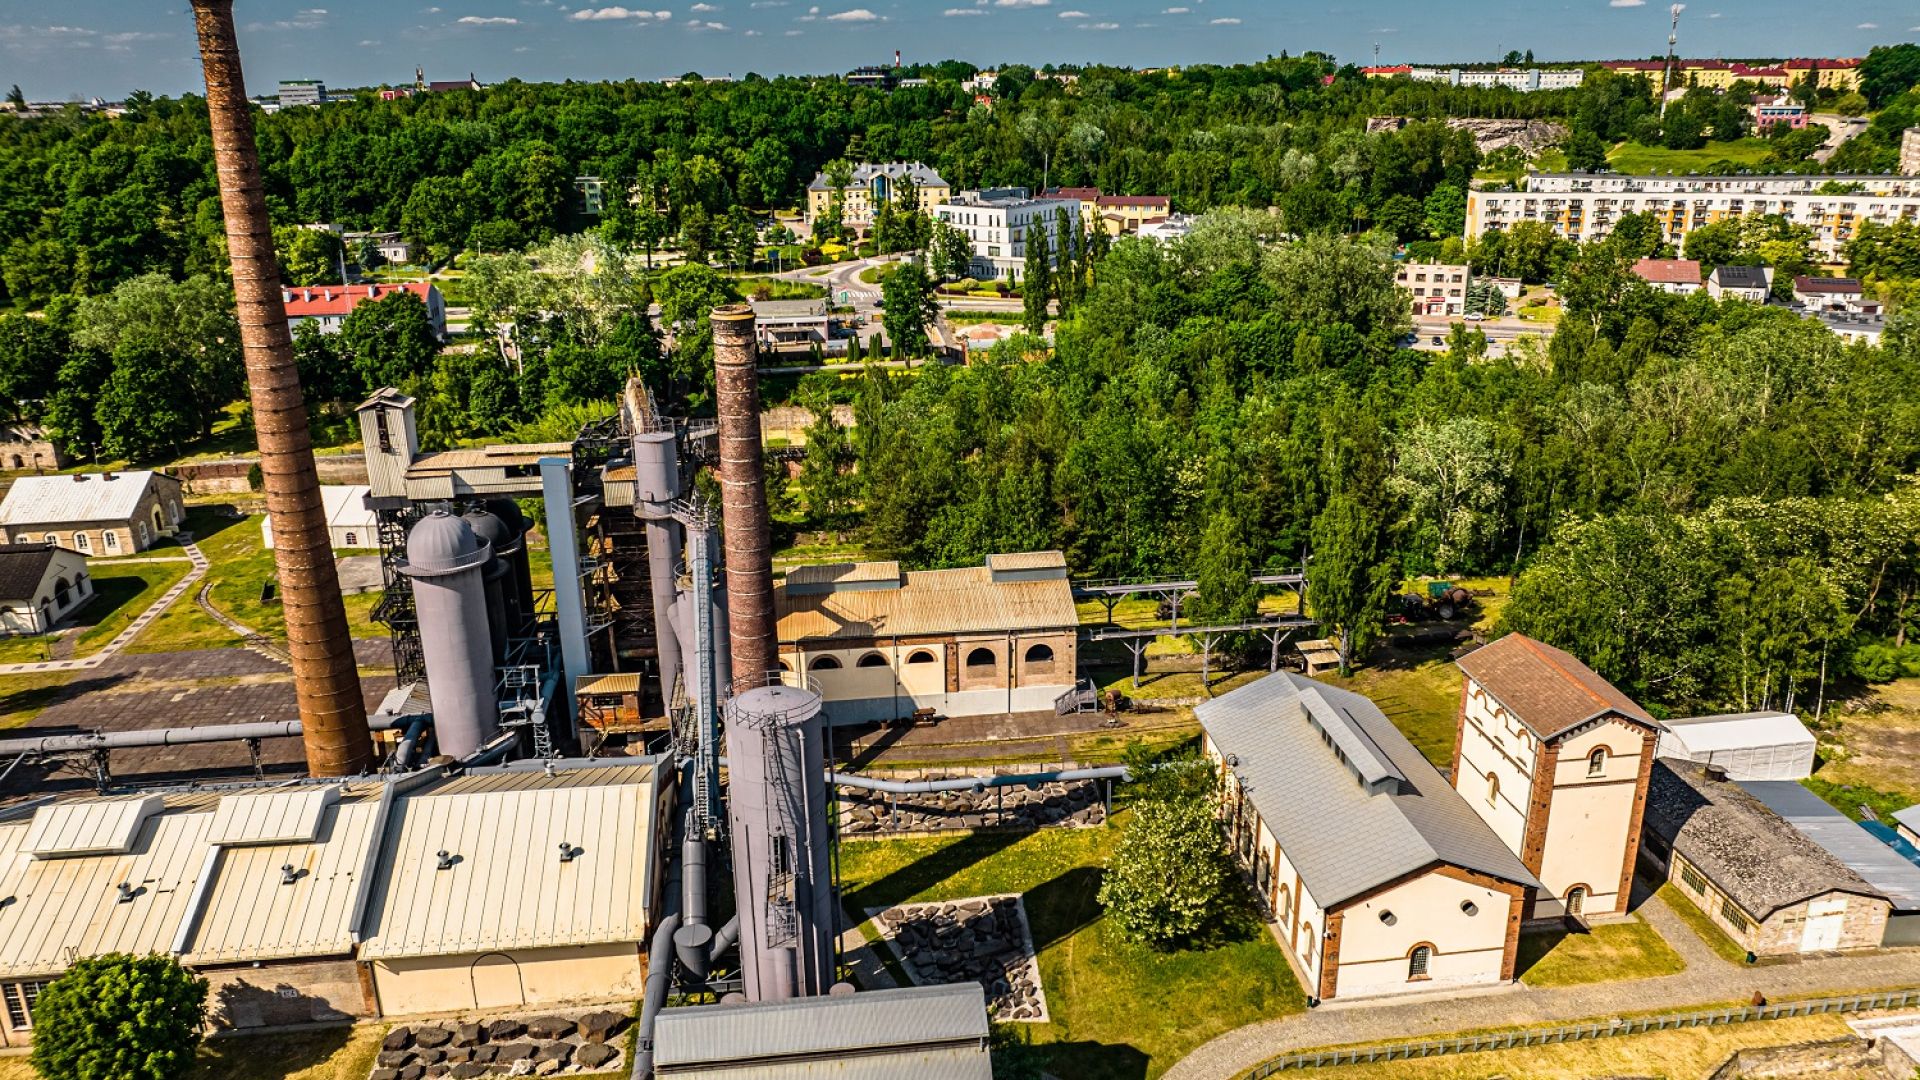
[651,983,994,1078]
[1453,633,1662,921]
[1200,673,1539,1002]
[774,552,1081,723]
[0,760,671,1047]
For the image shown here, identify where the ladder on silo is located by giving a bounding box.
[677,499,723,839]
[759,724,801,949]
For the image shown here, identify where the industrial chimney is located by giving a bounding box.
[712,305,776,685]
[191,0,372,776]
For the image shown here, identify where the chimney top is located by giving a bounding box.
[1704,763,1729,783]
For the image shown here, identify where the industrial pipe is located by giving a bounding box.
[708,913,740,966]
[0,715,410,758]
[390,716,432,771]
[634,767,688,1080]
[673,811,714,980]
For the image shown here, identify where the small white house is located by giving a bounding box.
[1656,711,1817,781]
[0,543,91,636]
[261,486,378,551]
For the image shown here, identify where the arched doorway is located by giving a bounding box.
[469,952,525,1010]
[1565,886,1587,919]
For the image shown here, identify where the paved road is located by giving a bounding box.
[1811,113,1870,165]
[1164,890,1920,1080]
[0,542,207,676]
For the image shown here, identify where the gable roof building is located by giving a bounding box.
[652,983,993,1079]
[1656,711,1816,781]
[1201,672,1537,1001]
[1456,633,1655,740]
[281,282,447,340]
[0,471,185,554]
[1632,258,1704,294]
[0,543,92,636]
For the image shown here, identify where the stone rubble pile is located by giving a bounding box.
[841,779,1105,835]
[872,894,1049,1022]
[368,1010,627,1079]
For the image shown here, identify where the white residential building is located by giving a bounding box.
[1468,173,1920,261]
[276,80,326,107]
[261,485,378,551]
[931,189,1079,282]
[1396,262,1470,317]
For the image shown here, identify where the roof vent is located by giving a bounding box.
[115,882,135,904]
[280,863,299,886]
[557,843,582,863]
[1704,763,1729,782]
[435,849,456,870]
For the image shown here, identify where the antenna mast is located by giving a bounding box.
[1660,4,1683,117]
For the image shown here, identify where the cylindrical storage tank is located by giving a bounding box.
[724,679,835,1002]
[399,511,498,758]
[633,430,683,708]
[462,508,515,660]
[484,498,536,627]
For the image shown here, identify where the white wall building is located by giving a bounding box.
[932,189,1079,282]
[1411,67,1585,91]
[1468,173,1920,261]
[261,485,378,551]
[276,80,326,107]
[1397,262,1470,317]
[0,543,91,636]
[1656,711,1817,782]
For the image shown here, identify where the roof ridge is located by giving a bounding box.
[1515,634,1614,712]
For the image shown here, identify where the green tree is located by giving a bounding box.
[44,349,111,460]
[1020,221,1052,336]
[1423,183,1469,240]
[29,953,207,1080]
[338,290,440,393]
[273,225,342,287]
[0,313,69,421]
[1564,130,1610,173]
[1860,44,1920,108]
[1310,493,1399,675]
[930,219,974,282]
[1389,416,1508,573]
[653,262,740,394]
[799,395,858,536]
[71,274,242,439]
[94,335,204,462]
[400,176,478,263]
[880,260,941,360]
[1097,761,1235,949]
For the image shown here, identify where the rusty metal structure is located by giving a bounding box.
[712,305,778,685]
[191,0,372,777]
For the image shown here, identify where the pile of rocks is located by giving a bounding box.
[841,779,1105,836]
[869,894,1049,1022]
[368,1010,628,1079]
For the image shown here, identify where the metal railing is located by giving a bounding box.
[1248,988,1920,1075]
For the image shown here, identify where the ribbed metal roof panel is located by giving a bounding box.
[652,984,990,1072]
[206,788,338,846]
[184,800,382,963]
[776,563,1077,643]
[1744,781,1920,911]
[0,471,169,528]
[24,795,165,857]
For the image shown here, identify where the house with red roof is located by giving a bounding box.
[281,282,447,341]
[1631,258,1704,296]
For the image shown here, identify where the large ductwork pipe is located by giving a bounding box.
[0,715,410,757]
[828,765,1131,794]
[635,770,687,1080]
[712,306,777,685]
[633,430,683,711]
[673,811,713,980]
[399,512,499,758]
[191,0,371,778]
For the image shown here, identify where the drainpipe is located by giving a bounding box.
[634,773,688,1080]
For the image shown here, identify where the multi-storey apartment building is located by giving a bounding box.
[1360,66,1585,91]
[1466,173,1920,261]
[931,188,1078,281]
[1396,262,1471,317]
[804,162,950,227]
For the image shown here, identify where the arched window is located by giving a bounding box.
[1022,643,1055,669]
[72,533,89,554]
[905,650,937,664]
[1301,924,1316,966]
[1566,886,1587,918]
[778,660,792,672]
[102,531,119,553]
[52,578,70,609]
[856,652,889,668]
[8,455,19,469]
[136,522,148,547]
[1277,886,1292,925]
[1588,748,1608,777]
[965,647,996,669]
[1485,772,1500,807]
[1409,945,1432,980]
[343,532,358,547]
[810,656,842,671]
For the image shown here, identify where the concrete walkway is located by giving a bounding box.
[1164,891,1920,1080]
[0,542,207,676]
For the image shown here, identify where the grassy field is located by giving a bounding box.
[736,276,828,301]
[840,818,1305,1079]
[944,309,1022,326]
[1606,138,1775,174]
[1515,914,1686,988]
[0,559,193,665]
[1657,883,1752,965]
[1808,678,1920,813]
[0,671,77,731]
[1272,1013,1851,1080]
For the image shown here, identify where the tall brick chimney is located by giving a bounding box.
[711,305,776,685]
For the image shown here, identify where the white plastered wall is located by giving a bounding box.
[1335,872,1513,998]
[1536,719,1647,918]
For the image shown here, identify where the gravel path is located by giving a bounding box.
[0,542,207,675]
[1164,891,1920,1080]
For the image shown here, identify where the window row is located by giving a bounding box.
[783,644,1057,673]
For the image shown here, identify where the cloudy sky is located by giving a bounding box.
[1,1,1912,101]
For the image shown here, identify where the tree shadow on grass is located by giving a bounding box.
[1040,1039,1152,1080]
[1022,864,1107,953]
[840,828,1029,916]
[193,1022,361,1080]
[178,504,245,547]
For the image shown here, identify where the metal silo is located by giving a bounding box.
[399,511,498,757]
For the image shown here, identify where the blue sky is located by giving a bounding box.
[1,0,1913,101]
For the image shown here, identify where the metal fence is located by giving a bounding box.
[1248,988,1920,1075]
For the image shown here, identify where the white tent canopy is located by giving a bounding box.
[1656,711,1817,781]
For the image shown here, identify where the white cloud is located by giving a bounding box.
[358,37,381,45]
[1058,8,1088,16]
[750,1,788,6]
[570,5,671,17]
[455,14,520,23]
[944,6,987,13]
[1162,5,1187,11]
[1858,21,1878,28]
[691,2,720,10]
[995,0,1050,7]
[1080,20,1118,28]
[744,27,761,34]
[1608,0,1645,7]
[1208,15,1238,23]
[826,7,879,19]
[695,19,728,28]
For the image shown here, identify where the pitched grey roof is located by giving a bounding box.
[652,983,991,1079]
[1711,265,1770,289]
[0,471,171,528]
[1645,761,1883,919]
[1744,781,1920,911]
[806,161,950,192]
[1196,673,1538,909]
[0,544,61,604]
[1456,633,1657,740]
[1895,803,1920,837]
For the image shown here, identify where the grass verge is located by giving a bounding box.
[839,817,1305,1079]
[1515,914,1686,988]
[1657,883,1752,965]
[1606,137,1775,174]
[0,671,77,730]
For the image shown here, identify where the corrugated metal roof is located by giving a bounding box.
[24,795,165,857]
[184,800,382,963]
[206,788,339,846]
[0,471,173,528]
[1196,673,1539,908]
[785,561,902,589]
[424,762,657,797]
[652,984,991,1077]
[356,767,660,959]
[984,551,1066,572]
[576,673,643,696]
[405,443,573,476]
[0,810,212,977]
[1659,712,1814,755]
[1895,804,1920,837]
[1457,634,1657,740]
[1645,762,1882,919]
[1743,782,1920,911]
[777,563,1077,643]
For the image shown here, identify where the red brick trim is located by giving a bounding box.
[1520,741,1558,875]
[1614,727,1660,915]
[1318,910,1344,1001]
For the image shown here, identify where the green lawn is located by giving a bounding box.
[0,559,192,665]
[0,671,78,731]
[942,310,1022,326]
[1606,138,1774,174]
[839,819,1305,1078]
[1657,883,1752,965]
[736,276,828,301]
[1515,914,1686,988]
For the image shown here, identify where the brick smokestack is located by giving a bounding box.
[712,305,776,685]
[191,0,373,776]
